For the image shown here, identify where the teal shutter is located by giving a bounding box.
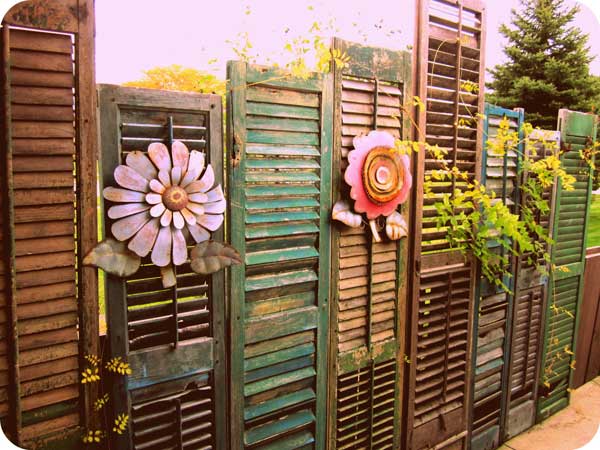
[328,38,411,450]
[470,104,523,450]
[98,85,227,450]
[227,62,332,449]
[537,110,597,420]
[504,129,560,439]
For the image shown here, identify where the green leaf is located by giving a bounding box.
[83,238,141,277]
[190,241,242,274]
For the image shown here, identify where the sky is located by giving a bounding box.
[95,0,600,85]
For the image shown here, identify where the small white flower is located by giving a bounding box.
[103,141,225,267]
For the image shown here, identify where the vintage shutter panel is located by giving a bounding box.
[227,62,332,449]
[503,129,559,440]
[0,25,84,445]
[411,1,486,448]
[537,110,597,420]
[327,38,411,450]
[98,85,227,450]
[470,105,523,450]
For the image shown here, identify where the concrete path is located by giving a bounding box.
[501,377,600,450]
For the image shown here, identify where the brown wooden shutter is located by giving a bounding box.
[411,0,486,448]
[328,38,412,450]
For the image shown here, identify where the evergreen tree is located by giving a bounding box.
[487,0,600,129]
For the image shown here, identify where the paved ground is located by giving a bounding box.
[501,377,600,450]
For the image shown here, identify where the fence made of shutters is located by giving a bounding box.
[327,38,411,450]
[537,109,598,421]
[503,129,559,440]
[0,0,97,447]
[227,62,333,450]
[98,84,227,450]
[470,105,523,450]
[410,0,486,448]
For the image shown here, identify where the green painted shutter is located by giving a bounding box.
[411,0,487,448]
[327,38,411,450]
[470,104,523,450]
[98,85,227,450]
[227,62,332,450]
[504,129,560,440]
[537,110,597,420]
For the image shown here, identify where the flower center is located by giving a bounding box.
[376,166,391,184]
[162,186,189,211]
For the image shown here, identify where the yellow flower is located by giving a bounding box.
[81,367,100,384]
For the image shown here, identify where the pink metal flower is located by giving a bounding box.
[344,130,412,220]
[103,141,225,267]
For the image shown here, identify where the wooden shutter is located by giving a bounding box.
[327,38,411,450]
[537,110,597,420]
[504,129,559,440]
[227,62,332,449]
[0,22,94,447]
[470,105,523,450]
[98,84,227,450]
[410,1,486,448]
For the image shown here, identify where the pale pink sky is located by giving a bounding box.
[95,0,600,84]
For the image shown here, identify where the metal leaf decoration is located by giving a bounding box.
[190,241,242,275]
[83,238,141,277]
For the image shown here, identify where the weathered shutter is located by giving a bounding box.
[537,110,597,420]
[470,105,522,450]
[504,129,559,440]
[327,38,411,450]
[0,22,94,447]
[411,0,486,448]
[227,62,332,449]
[98,85,227,450]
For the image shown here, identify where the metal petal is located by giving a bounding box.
[206,185,225,203]
[108,203,149,220]
[111,211,150,241]
[145,193,163,205]
[188,222,210,243]
[180,150,205,187]
[172,228,187,265]
[171,166,182,186]
[186,202,205,215]
[203,198,226,214]
[160,209,173,227]
[181,208,196,225]
[104,187,146,203]
[151,226,172,267]
[196,213,224,231]
[128,217,160,257]
[150,203,166,218]
[185,164,214,193]
[149,179,166,194]
[126,151,157,180]
[173,211,185,230]
[158,169,171,187]
[114,165,149,192]
[148,142,172,171]
[188,192,208,203]
[172,141,190,169]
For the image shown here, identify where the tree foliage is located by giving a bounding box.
[487,0,600,129]
[123,64,225,96]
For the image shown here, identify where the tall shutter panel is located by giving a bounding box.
[98,85,227,450]
[227,62,332,449]
[1,26,82,445]
[504,129,559,440]
[328,38,411,450]
[411,1,486,448]
[470,105,523,450]
[537,110,597,420]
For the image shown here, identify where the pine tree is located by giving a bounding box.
[487,0,600,129]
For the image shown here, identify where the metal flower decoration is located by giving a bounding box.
[333,130,412,242]
[85,141,241,287]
